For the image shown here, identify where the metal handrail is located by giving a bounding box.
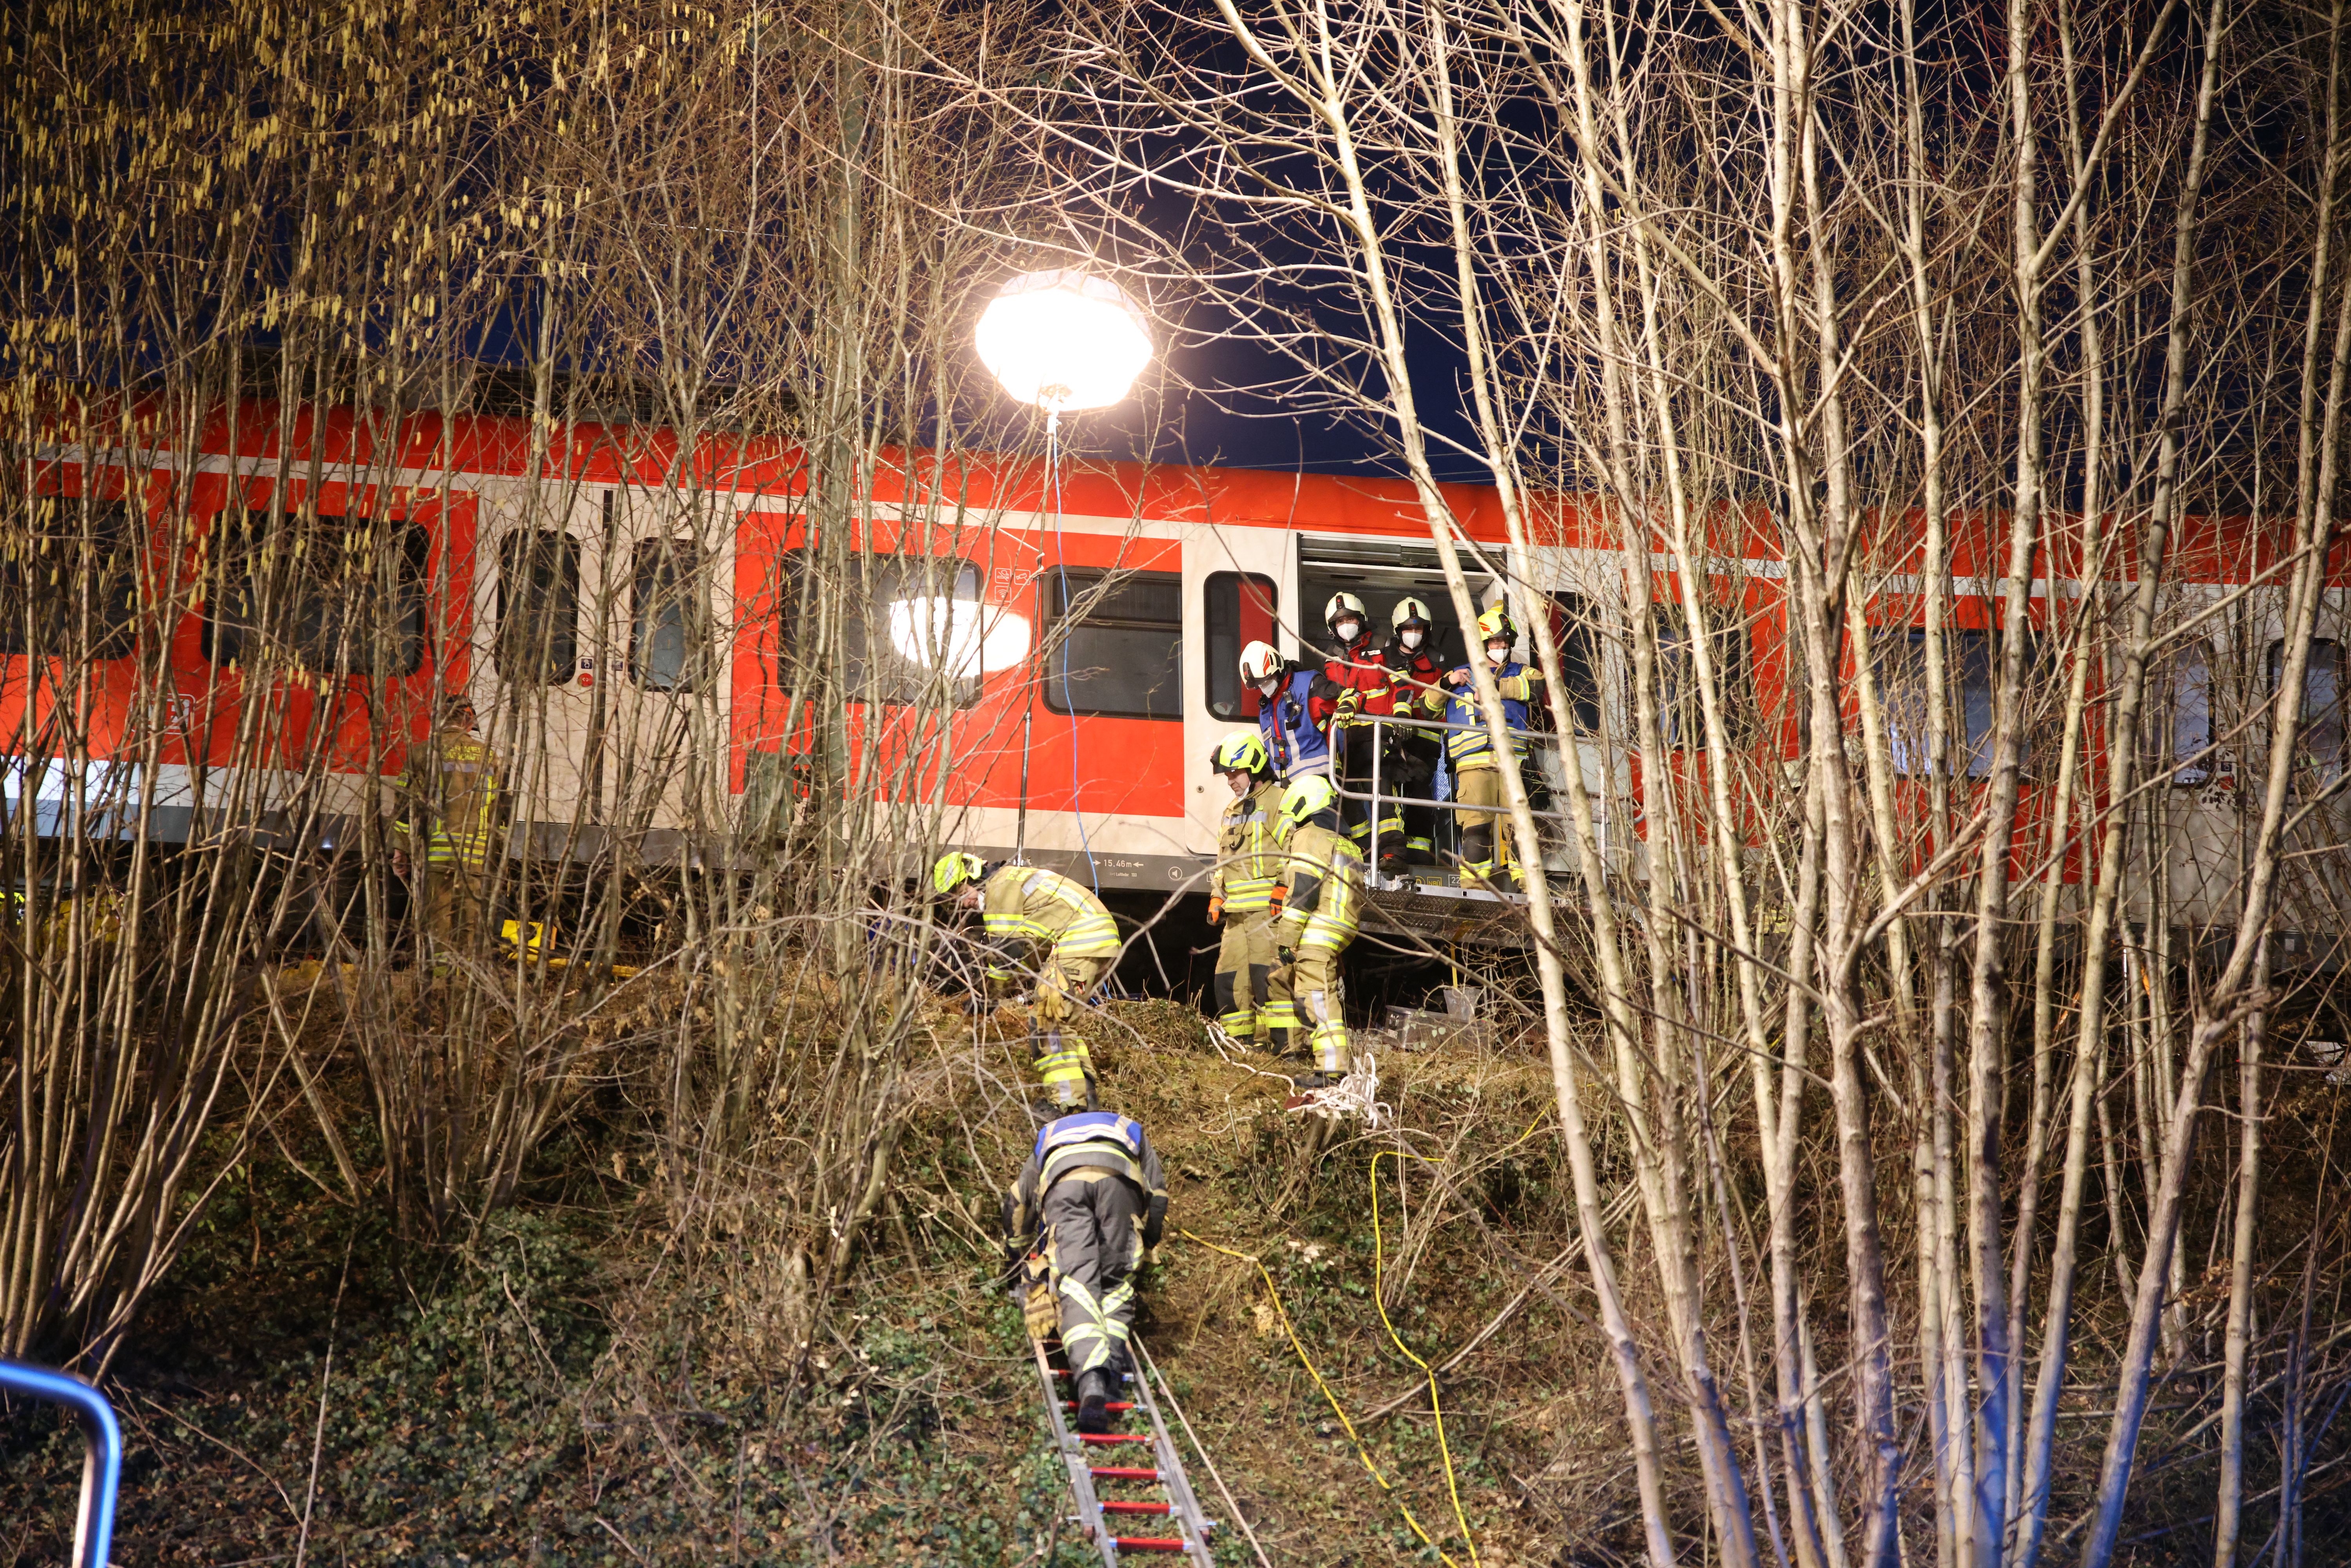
[1321,708,1581,874]
[0,1358,122,1568]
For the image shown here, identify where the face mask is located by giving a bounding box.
[1257,677,1280,697]
[1487,642,1511,665]
[1335,619,1362,644]
[1401,629,1424,650]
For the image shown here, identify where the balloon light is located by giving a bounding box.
[974,270,1152,413]
[886,597,1032,679]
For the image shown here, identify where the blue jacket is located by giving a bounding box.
[1004,1112,1170,1249]
[1442,662,1543,768]
[1257,668,1332,779]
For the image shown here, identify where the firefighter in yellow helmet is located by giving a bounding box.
[935,852,1119,1110]
[393,694,504,970]
[1269,773,1364,1088]
[1440,604,1546,889]
[1204,730,1293,1053]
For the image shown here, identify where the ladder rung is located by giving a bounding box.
[1063,1400,1137,1412]
[1089,1465,1162,1481]
[1077,1432,1154,1445]
[1110,1536,1190,1552]
[1101,1500,1173,1515]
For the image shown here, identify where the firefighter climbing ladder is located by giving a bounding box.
[1027,1334,1218,1566]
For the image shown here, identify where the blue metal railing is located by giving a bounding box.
[0,1358,122,1568]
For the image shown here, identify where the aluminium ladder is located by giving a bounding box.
[1027,1332,1218,1566]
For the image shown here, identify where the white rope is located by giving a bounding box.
[1288,1051,1391,1130]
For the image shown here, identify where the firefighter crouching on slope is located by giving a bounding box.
[1239,639,1332,781]
[1382,597,1449,869]
[393,695,504,970]
[1440,605,1546,891]
[934,852,1118,1112]
[1204,730,1296,1054]
[1269,773,1365,1089]
[1003,1110,1168,1434]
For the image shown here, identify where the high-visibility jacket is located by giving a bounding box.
[1319,637,1398,719]
[1257,667,1332,778]
[395,724,502,870]
[1212,777,1287,913]
[1442,662,1544,770]
[1277,821,1366,952]
[981,865,1121,980]
[1003,1111,1170,1248]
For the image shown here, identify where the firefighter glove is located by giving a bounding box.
[1023,1278,1060,1341]
[1206,894,1224,925]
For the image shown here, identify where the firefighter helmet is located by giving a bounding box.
[1211,730,1271,775]
[1238,640,1284,684]
[1391,596,1433,632]
[1323,592,1369,636]
[1277,773,1338,835]
[931,851,985,896]
[1476,605,1518,645]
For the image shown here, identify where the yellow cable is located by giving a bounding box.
[1371,1150,1481,1566]
[1177,1227,1465,1568]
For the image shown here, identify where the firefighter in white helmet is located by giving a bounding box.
[935,852,1118,1110]
[1268,773,1363,1088]
[1318,592,1406,871]
[1239,639,1332,779]
[1204,730,1295,1053]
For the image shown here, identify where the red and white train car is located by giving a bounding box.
[9,397,2348,939]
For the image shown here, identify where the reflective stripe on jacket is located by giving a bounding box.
[982,867,1121,974]
[395,726,501,869]
[1212,778,1287,911]
[1442,663,1543,769]
[1257,668,1331,779]
[1278,822,1365,951]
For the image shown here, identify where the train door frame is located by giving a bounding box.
[477,479,602,865]
[594,480,739,855]
[1182,521,1292,859]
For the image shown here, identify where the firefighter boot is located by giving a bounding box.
[1074,1367,1116,1434]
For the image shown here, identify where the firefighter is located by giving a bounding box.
[1382,597,1449,868]
[1204,730,1295,1053]
[1316,592,1406,871]
[1003,1109,1168,1434]
[1441,605,1545,890]
[393,695,503,970]
[935,852,1119,1111]
[1239,639,1332,780]
[1270,773,1364,1089]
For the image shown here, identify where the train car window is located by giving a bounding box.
[1880,629,2037,779]
[1545,592,1605,734]
[1653,605,1749,748]
[204,509,426,675]
[631,539,709,692]
[1,496,139,659]
[776,550,984,707]
[1204,571,1278,719]
[496,531,581,686]
[2268,637,2346,781]
[2168,643,2216,786]
[1044,567,1183,720]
